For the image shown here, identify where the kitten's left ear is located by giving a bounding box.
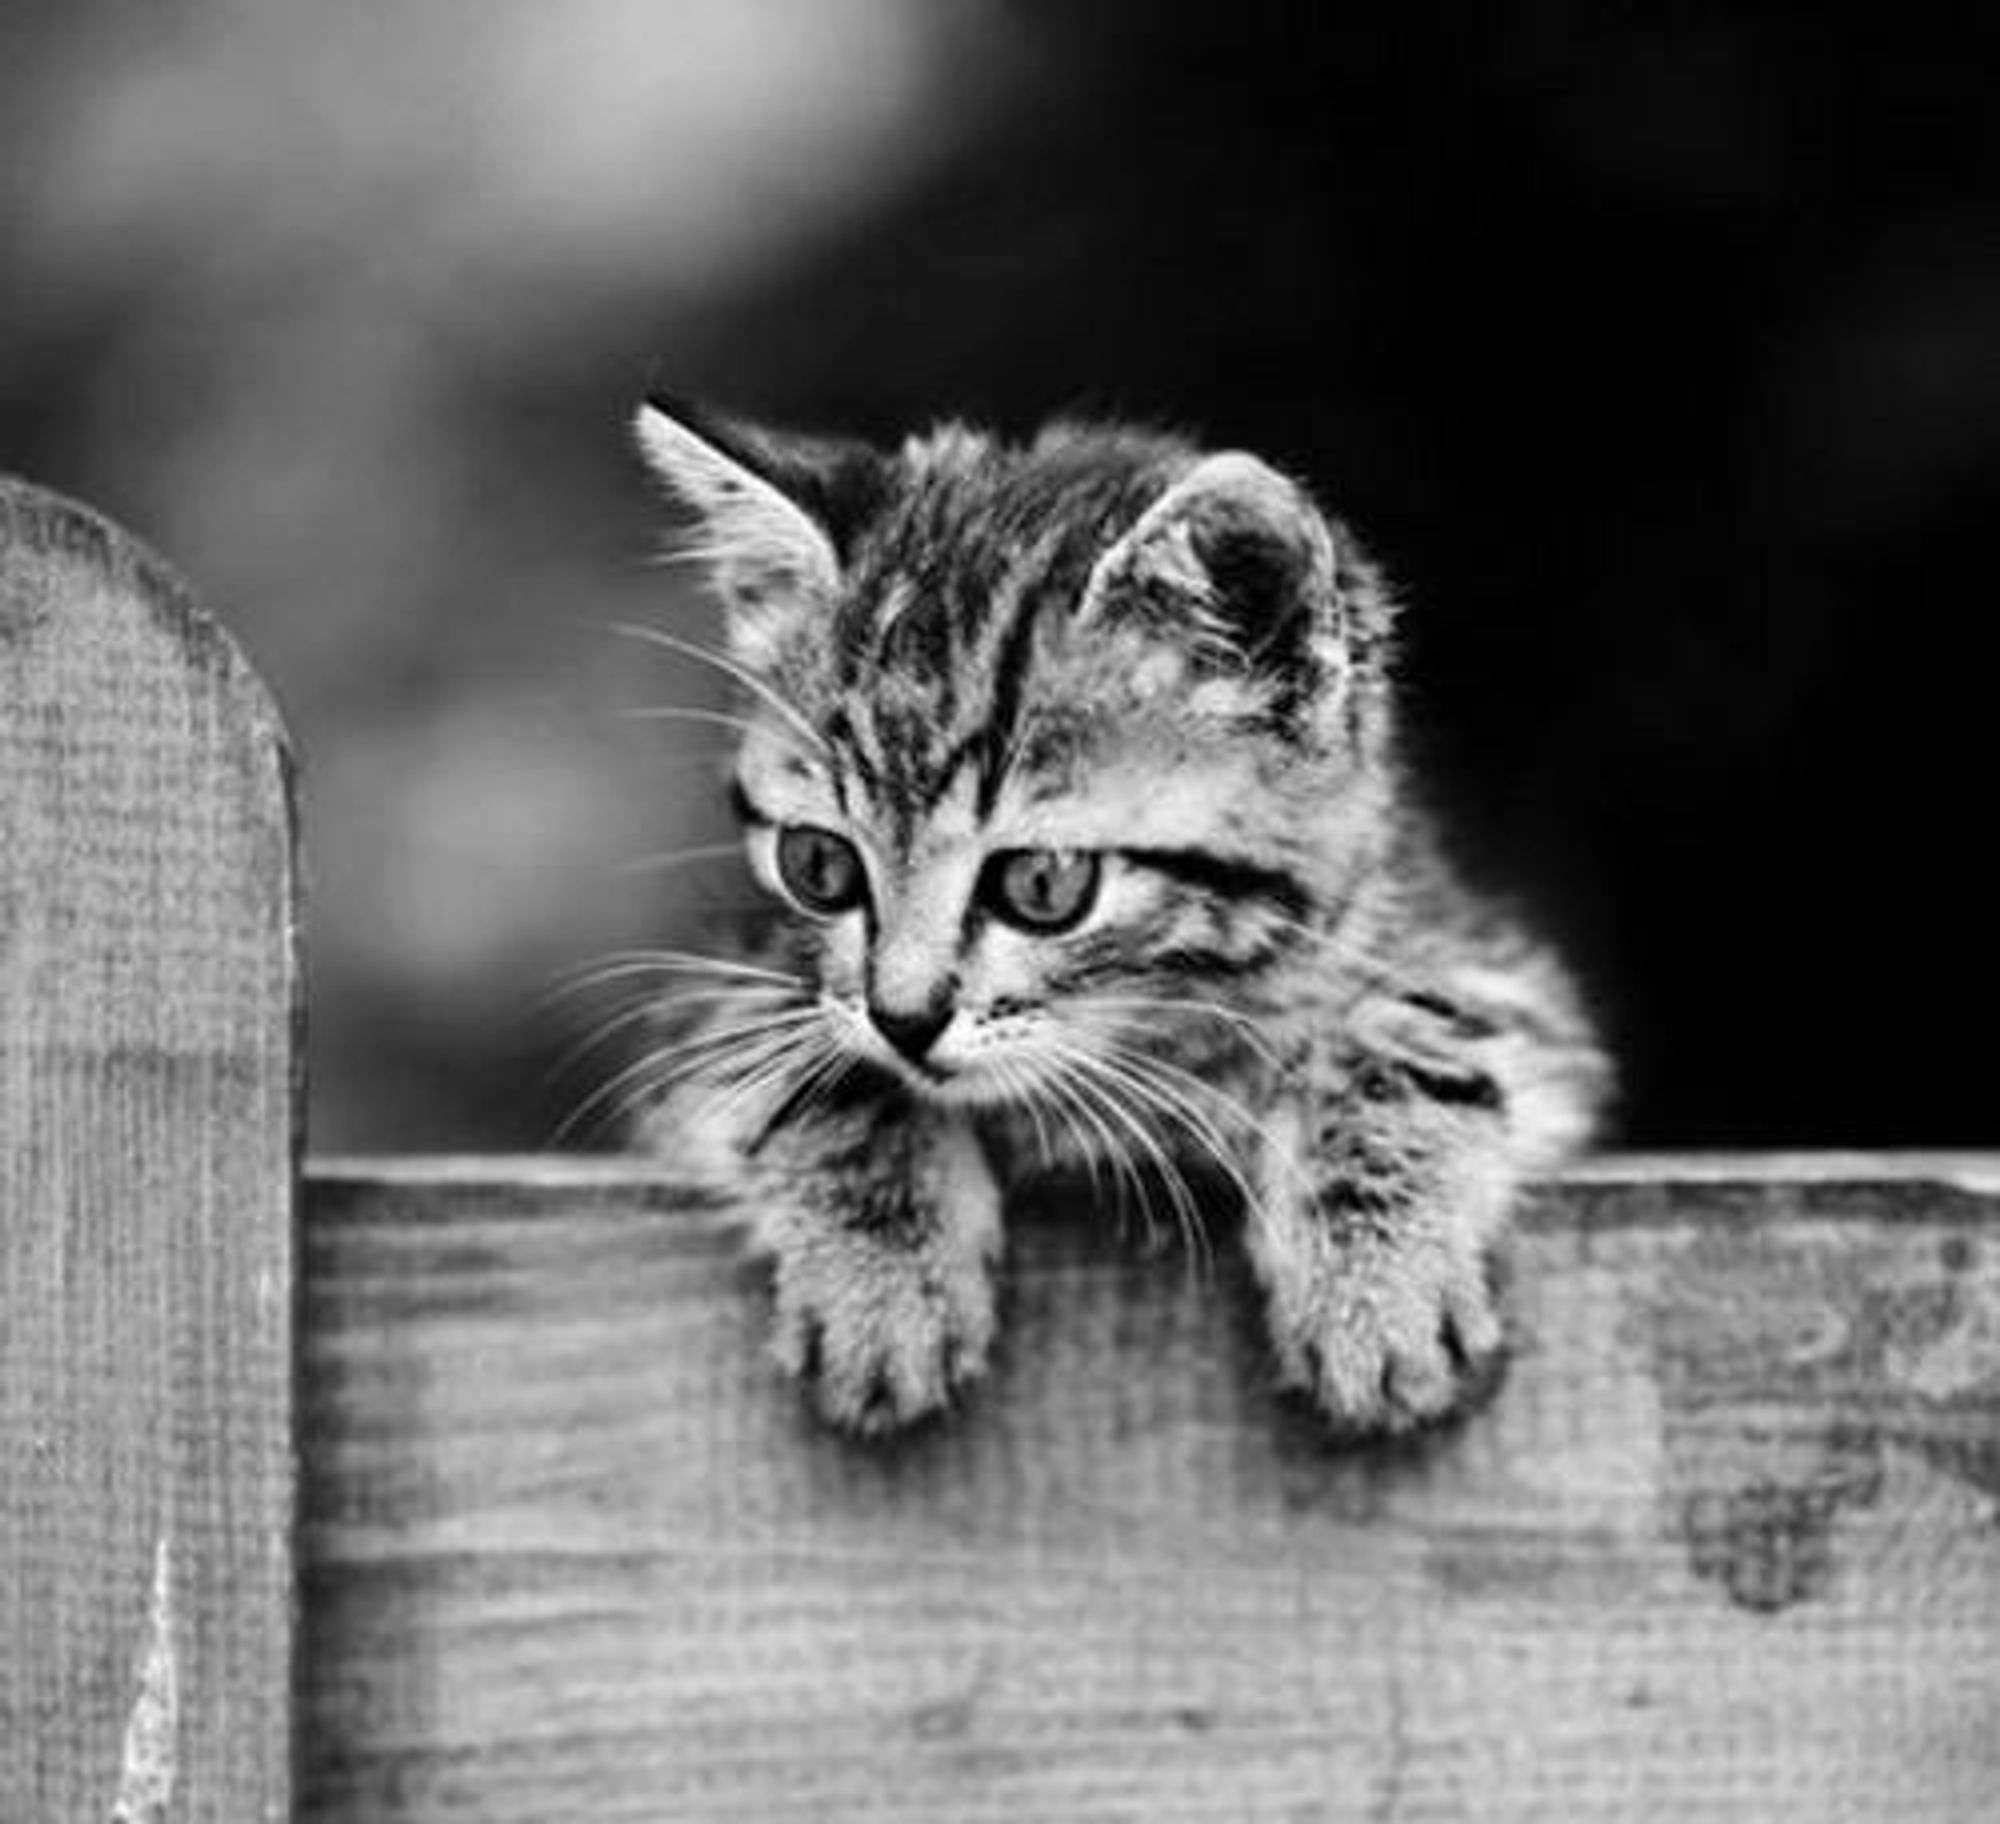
[634,392,887,665]
[1081,452,1375,688]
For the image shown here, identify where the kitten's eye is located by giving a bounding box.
[775,825,867,915]
[984,848,1101,933]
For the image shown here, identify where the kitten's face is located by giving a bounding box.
[731,688,1289,1106]
[637,400,1390,1109]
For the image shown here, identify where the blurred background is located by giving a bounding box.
[3,0,1994,1151]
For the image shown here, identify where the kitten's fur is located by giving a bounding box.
[625,395,1608,1436]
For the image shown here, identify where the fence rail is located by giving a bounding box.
[298,1155,2000,1823]
[5,479,1997,1822]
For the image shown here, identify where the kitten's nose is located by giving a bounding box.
[869,1000,952,1063]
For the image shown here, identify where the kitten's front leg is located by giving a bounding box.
[1246,1048,1515,1434]
[752,1096,1003,1435]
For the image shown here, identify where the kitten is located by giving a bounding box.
[622,393,1609,1436]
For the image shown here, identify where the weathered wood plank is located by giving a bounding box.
[0,481,299,1822]
[301,1156,2000,1823]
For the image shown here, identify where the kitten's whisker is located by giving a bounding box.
[1035,1064,1107,1205]
[992,1055,1059,1175]
[1095,1036,1319,1217]
[601,620,832,763]
[621,704,807,752]
[540,983,791,1089]
[602,1031,800,1144]
[602,1018,825,1145]
[784,1040,865,1136]
[560,1017,813,1147]
[1070,1038,1238,1178]
[1034,1053,1127,1225]
[1094,1033,1301,1171]
[535,961,796,1018]
[774,1016,870,1129]
[702,1027,829,1135]
[1069,1054,1211,1273]
[612,840,746,879]
[761,1034,853,1135]
[554,1007,823,1143]
[1068,993,1284,1068]
[1080,1041,1268,1259]
[1048,1041,1214,1275]
[545,949,805,998]
[1086,1024,1265,1137]
[1041,1041,1189,1261]
[1073,1075,1160,1255]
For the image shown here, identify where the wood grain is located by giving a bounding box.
[301,1156,2000,1823]
[0,480,298,1822]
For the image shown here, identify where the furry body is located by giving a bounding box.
[624,398,1608,1434]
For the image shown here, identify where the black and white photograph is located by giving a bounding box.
[3,3,1997,1818]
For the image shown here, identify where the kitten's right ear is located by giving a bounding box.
[634,393,886,667]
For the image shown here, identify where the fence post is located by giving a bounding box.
[1,481,299,1821]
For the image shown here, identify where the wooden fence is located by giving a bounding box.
[4,476,1997,1821]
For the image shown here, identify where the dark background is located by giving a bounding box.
[4,1,1995,1150]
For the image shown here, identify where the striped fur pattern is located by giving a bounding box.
[624,396,1609,1435]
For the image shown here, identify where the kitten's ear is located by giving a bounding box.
[1081,452,1369,686]
[634,392,887,666]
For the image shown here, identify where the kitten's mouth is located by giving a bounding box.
[867,1048,1012,1110]
[848,1032,958,1099]
[889,1056,980,1102]
[844,1014,1018,1108]
[887,1057,950,1095]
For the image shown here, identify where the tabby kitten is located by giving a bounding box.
[622,393,1608,1436]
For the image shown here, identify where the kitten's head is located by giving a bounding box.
[636,394,1396,1108]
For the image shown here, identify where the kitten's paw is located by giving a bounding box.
[1267,1233,1506,1436]
[768,1233,997,1435]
